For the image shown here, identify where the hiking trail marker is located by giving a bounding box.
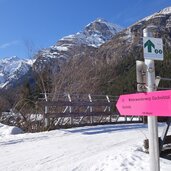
[143,37,163,61]
[116,90,171,117]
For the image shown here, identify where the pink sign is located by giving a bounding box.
[116,90,171,116]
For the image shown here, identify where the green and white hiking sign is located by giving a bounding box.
[143,37,163,60]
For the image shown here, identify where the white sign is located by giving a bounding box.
[143,37,163,60]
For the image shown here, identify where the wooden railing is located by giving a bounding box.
[37,94,142,129]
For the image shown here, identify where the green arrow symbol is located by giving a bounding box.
[144,40,155,53]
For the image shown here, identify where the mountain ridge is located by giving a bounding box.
[0,18,123,89]
[0,56,33,89]
[33,18,123,71]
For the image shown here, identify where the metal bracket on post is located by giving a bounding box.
[136,60,147,123]
[136,60,147,92]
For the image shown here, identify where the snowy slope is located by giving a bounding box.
[0,56,33,88]
[137,6,171,23]
[0,123,171,171]
[0,123,23,136]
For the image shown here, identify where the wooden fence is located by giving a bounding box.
[36,94,142,129]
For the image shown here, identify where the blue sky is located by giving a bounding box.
[0,0,170,59]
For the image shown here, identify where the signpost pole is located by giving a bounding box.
[143,27,160,171]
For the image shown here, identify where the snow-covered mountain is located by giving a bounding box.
[0,19,123,88]
[33,19,123,70]
[137,6,171,24]
[0,56,33,89]
[58,18,123,48]
[96,6,171,65]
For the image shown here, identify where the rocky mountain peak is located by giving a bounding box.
[84,18,123,36]
[159,6,171,15]
[33,19,123,71]
[83,18,123,47]
[1,56,20,63]
[56,18,123,49]
[136,6,171,23]
[0,57,33,89]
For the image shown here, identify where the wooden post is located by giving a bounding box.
[106,95,112,122]
[68,94,73,125]
[44,93,50,129]
[88,94,93,124]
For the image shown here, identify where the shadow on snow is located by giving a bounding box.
[66,124,148,135]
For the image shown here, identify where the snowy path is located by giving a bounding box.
[0,123,171,171]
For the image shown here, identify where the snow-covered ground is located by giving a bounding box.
[0,123,171,171]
